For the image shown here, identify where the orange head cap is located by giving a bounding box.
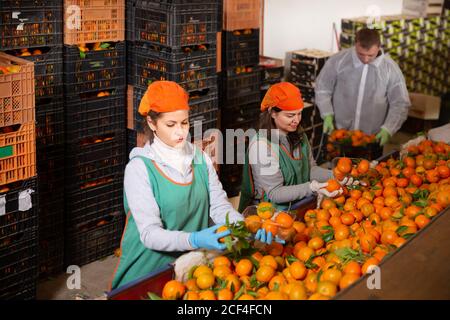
[138,81,190,116]
[260,82,304,112]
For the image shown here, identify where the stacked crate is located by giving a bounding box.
[289,49,333,164]
[63,0,126,267]
[340,14,449,97]
[259,55,284,100]
[0,52,38,299]
[219,0,262,197]
[126,0,220,153]
[0,0,65,278]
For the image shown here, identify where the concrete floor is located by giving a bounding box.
[36,131,414,300]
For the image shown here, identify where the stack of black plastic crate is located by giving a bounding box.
[289,49,333,164]
[0,179,39,300]
[63,45,126,266]
[219,30,261,197]
[126,0,220,154]
[0,0,64,280]
[259,56,284,100]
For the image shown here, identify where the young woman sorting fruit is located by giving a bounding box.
[110,81,246,290]
[239,82,353,212]
[111,81,273,290]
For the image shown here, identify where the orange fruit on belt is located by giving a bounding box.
[275,212,294,229]
[216,225,229,243]
[257,202,275,219]
[326,179,341,193]
[337,157,352,174]
[162,280,186,300]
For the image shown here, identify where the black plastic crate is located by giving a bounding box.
[1,0,62,6]
[5,46,64,99]
[190,93,218,118]
[38,200,64,240]
[131,84,219,132]
[65,178,124,229]
[217,0,223,32]
[35,87,64,107]
[291,51,330,69]
[64,42,126,73]
[190,114,218,140]
[65,132,126,193]
[36,144,64,178]
[127,128,138,156]
[37,171,64,238]
[64,42,126,95]
[65,214,125,267]
[312,105,323,126]
[312,125,324,148]
[0,178,38,243]
[127,41,217,85]
[126,40,134,85]
[222,118,258,140]
[65,90,126,143]
[0,4,63,51]
[130,43,217,93]
[261,65,284,85]
[39,234,64,279]
[223,68,261,99]
[334,142,383,161]
[36,103,64,147]
[222,29,260,69]
[189,95,219,137]
[220,164,243,198]
[126,0,134,42]
[326,134,383,161]
[130,0,219,47]
[0,232,38,300]
[301,104,314,130]
[293,84,315,104]
[312,145,326,165]
[130,85,146,132]
[222,103,259,127]
[290,60,322,79]
[36,143,64,239]
[222,91,261,109]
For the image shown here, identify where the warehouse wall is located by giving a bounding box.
[263,0,404,59]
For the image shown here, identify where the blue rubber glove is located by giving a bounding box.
[323,115,335,135]
[375,128,391,146]
[189,225,230,251]
[255,229,286,245]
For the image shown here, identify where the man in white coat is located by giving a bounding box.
[315,28,411,146]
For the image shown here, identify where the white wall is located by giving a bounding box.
[263,0,404,59]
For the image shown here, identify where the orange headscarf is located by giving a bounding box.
[138,81,190,116]
[260,82,304,112]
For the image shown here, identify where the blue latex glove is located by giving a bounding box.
[189,225,230,251]
[375,128,391,146]
[255,229,286,245]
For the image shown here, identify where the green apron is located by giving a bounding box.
[238,133,311,212]
[111,148,210,290]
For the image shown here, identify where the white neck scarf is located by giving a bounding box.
[152,135,188,175]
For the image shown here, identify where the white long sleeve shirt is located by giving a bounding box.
[248,132,333,204]
[124,140,243,252]
[315,47,411,135]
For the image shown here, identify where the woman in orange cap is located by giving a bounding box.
[239,82,346,213]
[110,81,248,290]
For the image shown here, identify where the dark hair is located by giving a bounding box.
[258,107,305,152]
[355,28,381,49]
[141,111,163,144]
